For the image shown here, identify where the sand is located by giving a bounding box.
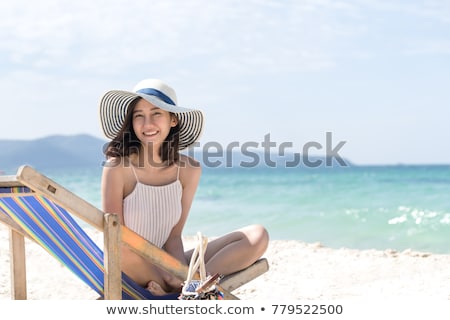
[1,223,449,300]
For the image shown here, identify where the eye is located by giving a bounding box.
[133,113,144,119]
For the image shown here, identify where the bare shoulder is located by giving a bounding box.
[179,153,200,168]
[103,156,123,167]
[102,157,130,179]
[179,154,201,181]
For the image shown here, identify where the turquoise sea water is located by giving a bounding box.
[41,165,450,254]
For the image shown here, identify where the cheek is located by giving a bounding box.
[132,118,143,130]
[160,116,175,128]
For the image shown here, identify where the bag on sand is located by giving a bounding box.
[179,232,224,300]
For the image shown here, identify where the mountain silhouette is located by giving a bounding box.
[0,134,107,173]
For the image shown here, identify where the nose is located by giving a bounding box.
[143,114,155,127]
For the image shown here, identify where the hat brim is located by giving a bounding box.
[99,90,204,150]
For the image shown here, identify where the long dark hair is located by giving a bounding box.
[104,98,180,166]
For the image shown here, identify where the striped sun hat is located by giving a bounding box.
[99,78,204,150]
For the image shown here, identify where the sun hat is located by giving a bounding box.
[99,78,204,150]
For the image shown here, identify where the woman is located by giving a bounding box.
[99,78,269,295]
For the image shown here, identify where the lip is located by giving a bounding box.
[143,131,158,137]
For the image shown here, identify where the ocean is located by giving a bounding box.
[39,164,450,254]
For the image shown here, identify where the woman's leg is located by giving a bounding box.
[121,246,181,295]
[185,224,269,276]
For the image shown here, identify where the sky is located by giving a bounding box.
[1,0,449,165]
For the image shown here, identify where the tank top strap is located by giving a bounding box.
[176,164,180,181]
[130,165,140,183]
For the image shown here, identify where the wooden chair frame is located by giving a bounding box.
[0,165,268,300]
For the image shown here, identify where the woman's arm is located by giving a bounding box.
[101,158,125,223]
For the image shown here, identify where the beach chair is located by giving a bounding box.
[0,165,268,300]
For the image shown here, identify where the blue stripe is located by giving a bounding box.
[136,88,175,105]
[0,194,179,300]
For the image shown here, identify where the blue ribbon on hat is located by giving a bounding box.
[136,88,175,105]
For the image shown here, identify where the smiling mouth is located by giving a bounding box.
[143,131,158,137]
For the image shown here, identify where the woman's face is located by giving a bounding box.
[132,99,178,148]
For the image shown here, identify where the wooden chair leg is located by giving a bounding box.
[103,213,122,300]
[9,229,27,300]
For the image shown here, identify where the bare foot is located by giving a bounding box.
[162,273,183,290]
[146,281,168,296]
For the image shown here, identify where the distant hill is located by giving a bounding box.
[0,134,107,173]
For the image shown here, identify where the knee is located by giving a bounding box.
[246,224,269,253]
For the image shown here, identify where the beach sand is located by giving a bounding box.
[1,223,449,300]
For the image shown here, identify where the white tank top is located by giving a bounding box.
[123,165,182,248]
